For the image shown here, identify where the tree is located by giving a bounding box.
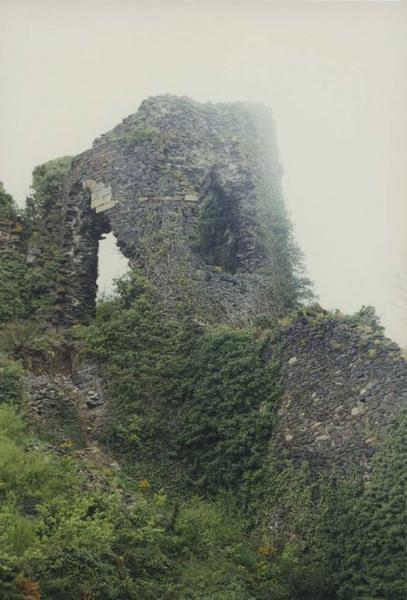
[0,182,16,220]
[25,156,72,226]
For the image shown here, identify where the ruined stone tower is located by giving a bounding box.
[32,95,304,325]
[22,96,407,472]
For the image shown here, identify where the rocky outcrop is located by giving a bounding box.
[23,359,108,447]
[23,372,86,445]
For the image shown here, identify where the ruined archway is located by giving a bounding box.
[33,96,301,326]
[97,231,129,298]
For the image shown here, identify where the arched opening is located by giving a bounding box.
[195,186,240,274]
[97,231,130,299]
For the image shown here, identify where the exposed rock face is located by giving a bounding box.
[270,316,407,470]
[23,372,85,445]
[24,359,108,447]
[33,95,300,325]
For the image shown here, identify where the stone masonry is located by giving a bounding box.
[270,315,407,470]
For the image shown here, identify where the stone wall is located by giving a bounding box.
[32,95,299,325]
[270,315,407,470]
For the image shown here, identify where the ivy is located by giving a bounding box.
[80,272,282,507]
[25,156,72,227]
[178,327,280,507]
[0,405,261,600]
[196,189,240,272]
[0,183,16,220]
[338,411,407,599]
[0,356,23,407]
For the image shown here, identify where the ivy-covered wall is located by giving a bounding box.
[79,273,281,508]
[0,181,66,325]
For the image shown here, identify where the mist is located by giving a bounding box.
[1,0,406,345]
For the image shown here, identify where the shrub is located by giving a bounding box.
[349,305,385,334]
[338,410,407,599]
[25,156,72,226]
[178,326,280,506]
[0,182,16,220]
[0,320,66,371]
[80,272,281,507]
[0,356,23,406]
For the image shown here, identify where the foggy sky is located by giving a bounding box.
[1,0,406,345]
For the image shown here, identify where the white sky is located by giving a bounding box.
[0,0,406,345]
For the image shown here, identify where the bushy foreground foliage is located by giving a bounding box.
[0,183,16,220]
[0,181,66,325]
[0,355,23,406]
[256,413,407,599]
[338,410,407,599]
[0,265,405,598]
[0,246,64,325]
[80,273,279,505]
[0,247,32,324]
[78,273,406,598]
[25,156,72,227]
[0,405,266,599]
[1,401,404,598]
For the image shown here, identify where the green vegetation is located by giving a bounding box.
[252,412,407,600]
[0,180,67,325]
[1,367,405,598]
[338,410,407,599]
[259,203,314,316]
[0,320,67,372]
[0,243,64,325]
[123,125,160,148]
[0,267,404,598]
[178,326,279,506]
[0,182,16,220]
[80,272,279,506]
[0,246,33,324]
[0,160,404,597]
[349,304,385,334]
[79,272,189,487]
[25,156,72,227]
[256,149,314,314]
[0,404,262,599]
[196,189,239,272]
[0,184,30,323]
[0,355,23,406]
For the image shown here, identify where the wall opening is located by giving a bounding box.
[97,231,130,299]
[195,187,240,273]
